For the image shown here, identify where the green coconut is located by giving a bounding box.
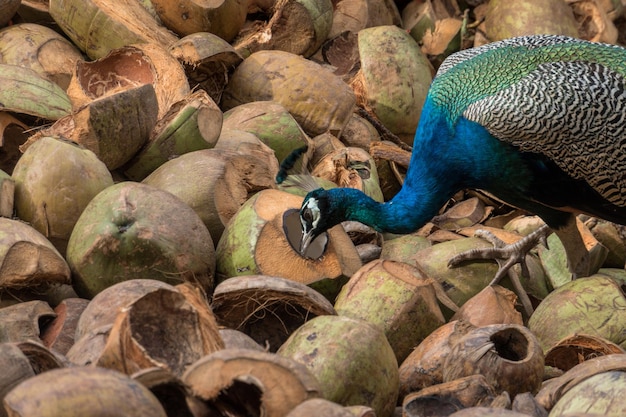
[66,182,215,298]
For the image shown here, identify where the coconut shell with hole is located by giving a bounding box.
[233,0,333,58]
[96,285,223,376]
[350,25,432,145]
[215,189,362,301]
[183,348,321,417]
[66,182,215,298]
[334,259,454,363]
[278,315,399,417]
[0,217,70,291]
[49,0,178,59]
[0,114,28,175]
[13,136,113,254]
[0,300,55,343]
[528,275,626,352]
[442,323,545,397]
[0,23,84,90]
[212,275,335,352]
[3,366,167,417]
[222,50,356,137]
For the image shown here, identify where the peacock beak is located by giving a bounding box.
[300,229,315,255]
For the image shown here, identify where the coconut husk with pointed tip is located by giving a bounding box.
[233,0,333,58]
[212,275,336,352]
[49,0,178,59]
[451,285,523,327]
[183,348,321,417]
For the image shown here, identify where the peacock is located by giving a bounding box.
[298,34,626,287]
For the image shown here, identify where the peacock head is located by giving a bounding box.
[299,188,343,255]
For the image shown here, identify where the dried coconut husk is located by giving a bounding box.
[233,0,333,58]
[327,0,401,39]
[0,113,27,175]
[398,320,476,398]
[183,348,321,417]
[339,112,380,151]
[350,25,432,145]
[49,0,178,59]
[0,217,70,291]
[39,298,89,355]
[380,233,431,265]
[286,398,362,417]
[16,1,50,24]
[150,0,247,42]
[123,89,222,180]
[4,366,167,417]
[442,324,545,397]
[0,300,55,343]
[585,218,626,268]
[219,328,265,351]
[431,198,491,231]
[215,189,362,301]
[402,374,498,415]
[212,275,335,352]
[447,408,531,417]
[535,353,626,410]
[222,100,312,163]
[0,0,19,26]
[569,0,618,43]
[311,146,384,202]
[278,315,399,417]
[0,23,84,90]
[545,334,625,372]
[334,259,457,363]
[309,132,345,168]
[0,343,36,411]
[222,50,356,137]
[97,286,223,377]
[451,285,523,327]
[168,32,243,103]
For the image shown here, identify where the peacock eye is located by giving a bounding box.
[302,208,313,224]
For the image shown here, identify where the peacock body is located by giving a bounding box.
[299,35,626,277]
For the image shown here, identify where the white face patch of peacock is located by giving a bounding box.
[301,198,321,233]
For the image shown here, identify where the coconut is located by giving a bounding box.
[66,182,215,298]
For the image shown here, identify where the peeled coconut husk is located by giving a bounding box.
[222,50,356,137]
[0,217,71,291]
[97,285,224,377]
[183,348,321,417]
[0,113,28,175]
[212,275,336,352]
[483,0,579,42]
[442,323,545,397]
[4,366,167,417]
[278,315,399,417]
[528,275,626,352]
[334,259,457,363]
[311,146,384,203]
[350,25,432,145]
[545,334,625,372]
[403,374,497,415]
[536,353,626,410]
[221,100,311,163]
[150,0,247,42]
[123,89,222,180]
[66,182,215,298]
[0,23,84,90]
[169,32,243,103]
[13,136,114,253]
[0,63,71,121]
[39,298,90,355]
[233,0,333,58]
[215,189,362,300]
[451,285,523,327]
[49,0,178,59]
[328,0,401,39]
[0,300,55,343]
[398,320,475,397]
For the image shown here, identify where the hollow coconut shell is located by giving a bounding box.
[0,217,70,291]
[333,259,452,363]
[484,0,579,42]
[182,348,321,417]
[13,136,114,253]
[442,323,545,397]
[545,334,625,372]
[328,0,401,39]
[3,366,167,417]
[215,189,362,300]
[222,50,356,137]
[66,182,215,298]
[0,23,84,90]
[0,300,56,343]
[39,297,90,355]
[278,315,399,417]
[351,25,432,145]
[49,0,178,59]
